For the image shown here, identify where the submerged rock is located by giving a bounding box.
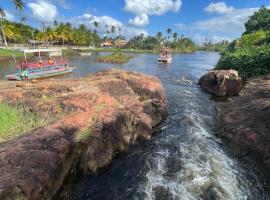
[198,70,242,96]
[0,69,168,200]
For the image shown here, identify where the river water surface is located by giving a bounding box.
[0,52,268,200]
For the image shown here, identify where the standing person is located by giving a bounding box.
[21,67,29,80]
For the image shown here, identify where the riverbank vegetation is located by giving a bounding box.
[0,1,227,57]
[216,6,270,77]
[96,52,133,64]
[0,102,45,141]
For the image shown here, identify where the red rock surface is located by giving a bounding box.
[0,69,168,200]
[217,75,270,175]
[199,70,242,96]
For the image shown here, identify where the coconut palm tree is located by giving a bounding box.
[92,21,99,47]
[166,28,172,47]
[12,0,25,34]
[4,23,21,42]
[12,0,25,11]
[0,7,7,46]
[166,28,172,39]
[173,32,178,41]
[110,25,116,39]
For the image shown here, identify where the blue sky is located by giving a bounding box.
[1,0,269,42]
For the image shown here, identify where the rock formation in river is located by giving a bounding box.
[217,75,270,183]
[0,69,168,200]
[198,70,242,96]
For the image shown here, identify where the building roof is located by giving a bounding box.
[20,49,62,53]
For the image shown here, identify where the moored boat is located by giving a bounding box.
[78,52,92,56]
[157,48,173,64]
[6,49,75,81]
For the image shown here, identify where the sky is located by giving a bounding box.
[1,0,269,43]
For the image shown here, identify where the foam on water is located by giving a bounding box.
[140,93,253,200]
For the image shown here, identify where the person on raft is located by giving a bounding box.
[21,67,29,80]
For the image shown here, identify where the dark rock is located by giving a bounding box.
[199,70,242,96]
[217,75,270,185]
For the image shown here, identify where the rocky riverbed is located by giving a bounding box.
[0,69,168,200]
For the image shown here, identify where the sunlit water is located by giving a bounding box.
[0,52,268,200]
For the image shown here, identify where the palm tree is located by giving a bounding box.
[12,0,25,11]
[12,0,25,34]
[166,28,172,47]
[93,21,99,29]
[92,21,99,47]
[110,25,116,38]
[156,32,162,39]
[166,28,172,39]
[0,7,7,46]
[173,32,178,41]
[4,23,21,42]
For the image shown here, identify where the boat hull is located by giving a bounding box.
[157,57,172,64]
[6,67,75,81]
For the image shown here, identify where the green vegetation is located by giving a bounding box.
[96,51,133,64]
[216,6,270,77]
[126,31,197,53]
[199,40,229,52]
[0,48,24,57]
[0,102,45,141]
[0,0,228,59]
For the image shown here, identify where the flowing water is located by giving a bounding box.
[0,52,268,200]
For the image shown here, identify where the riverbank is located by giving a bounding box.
[0,49,25,59]
[0,68,167,200]
[216,74,270,189]
[0,47,197,60]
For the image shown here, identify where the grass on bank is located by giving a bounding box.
[0,49,24,58]
[0,102,45,142]
[96,50,133,64]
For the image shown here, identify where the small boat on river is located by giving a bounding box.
[157,48,173,64]
[78,52,92,56]
[6,49,75,81]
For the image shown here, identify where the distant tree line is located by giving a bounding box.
[0,0,228,53]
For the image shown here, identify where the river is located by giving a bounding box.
[0,52,268,199]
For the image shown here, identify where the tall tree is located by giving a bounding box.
[0,7,7,46]
[12,0,25,34]
[244,6,270,34]
[173,32,178,41]
[92,21,99,47]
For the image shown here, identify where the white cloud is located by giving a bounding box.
[125,0,182,26]
[194,7,258,33]
[129,14,149,26]
[204,2,234,14]
[176,5,265,35]
[76,13,122,29]
[28,0,58,23]
[124,0,182,15]
[56,0,71,9]
[3,10,15,21]
[72,13,147,39]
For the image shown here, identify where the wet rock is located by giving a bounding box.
[199,70,242,96]
[0,69,168,200]
[217,75,270,184]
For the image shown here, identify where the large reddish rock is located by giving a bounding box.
[199,70,242,96]
[217,75,270,180]
[0,69,168,200]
